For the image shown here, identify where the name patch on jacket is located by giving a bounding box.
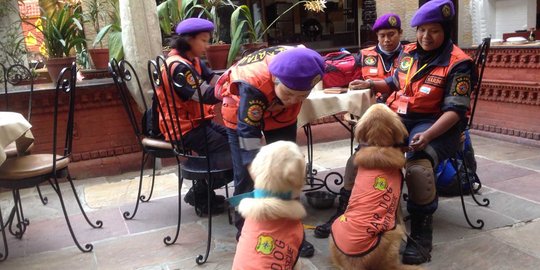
[423,75,445,88]
[237,46,288,66]
[244,99,266,126]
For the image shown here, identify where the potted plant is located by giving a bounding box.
[35,1,86,83]
[199,0,234,70]
[84,0,109,69]
[227,0,327,67]
[93,0,123,61]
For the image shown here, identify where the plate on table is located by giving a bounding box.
[506,37,528,45]
[323,87,348,94]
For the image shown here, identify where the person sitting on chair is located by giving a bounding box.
[348,0,476,264]
[314,12,404,239]
[156,18,230,215]
[215,45,325,257]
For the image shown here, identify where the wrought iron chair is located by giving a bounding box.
[2,64,48,205]
[0,62,103,261]
[148,56,233,265]
[108,58,177,220]
[447,37,492,229]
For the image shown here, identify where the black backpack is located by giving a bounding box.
[141,95,163,139]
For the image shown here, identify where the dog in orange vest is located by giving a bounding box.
[329,104,423,270]
[232,141,307,270]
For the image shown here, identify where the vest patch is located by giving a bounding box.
[364,55,377,66]
[452,75,471,96]
[256,235,275,255]
[373,176,388,191]
[420,86,431,94]
[423,75,445,87]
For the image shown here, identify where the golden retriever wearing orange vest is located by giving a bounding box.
[232,141,307,270]
[329,104,423,270]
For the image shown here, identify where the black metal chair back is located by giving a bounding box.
[108,59,148,149]
[1,63,6,110]
[468,37,491,128]
[52,62,78,173]
[1,64,35,121]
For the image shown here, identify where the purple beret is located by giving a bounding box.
[269,47,324,91]
[372,13,401,32]
[175,18,214,35]
[411,0,455,27]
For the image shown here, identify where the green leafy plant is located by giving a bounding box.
[157,0,210,37]
[227,0,327,66]
[93,0,123,60]
[84,0,108,48]
[34,2,86,58]
[0,23,27,66]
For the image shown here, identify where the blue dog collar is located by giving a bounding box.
[226,189,293,207]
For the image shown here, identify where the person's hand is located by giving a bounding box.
[349,79,370,90]
[409,132,433,152]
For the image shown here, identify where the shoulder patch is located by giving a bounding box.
[399,56,413,72]
[185,70,197,87]
[363,55,377,66]
[452,74,471,96]
[256,235,275,255]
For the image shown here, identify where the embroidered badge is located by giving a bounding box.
[364,55,377,66]
[399,56,412,71]
[373,176,388,191]
[185,71,197,87]
[247,104,263,122]
[256,235,275,255]
[441,4,452,19]
[311,74,322,87]
[388,16,397,27]
[453,75,471,96]
[338,214,347,222]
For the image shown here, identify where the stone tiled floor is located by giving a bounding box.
[1,133,540,269]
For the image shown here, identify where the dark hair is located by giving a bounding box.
[170,34,195,53]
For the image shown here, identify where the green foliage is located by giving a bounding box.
[93,0,123,60]
[0,24,27,66]
[227,4,264,66]
[84,0,108,48]
[35,2,87,58]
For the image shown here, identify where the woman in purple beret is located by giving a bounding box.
[156,18,231,214]
[215,45,325,257]
[349,0,476,265]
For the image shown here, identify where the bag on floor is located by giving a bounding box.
[322,51,363,88]
[436,130,480,196]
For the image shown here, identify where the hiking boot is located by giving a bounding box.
[184,183,226,216]
[402,213,433,265]
[314,188,351,238]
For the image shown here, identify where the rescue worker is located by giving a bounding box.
[216,46,325,257]
[349,0,476,264]
[314,13,405,239]
[156,18,230,214]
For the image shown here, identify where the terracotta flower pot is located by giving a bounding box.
[46,57,76,83]
[89,48,110,70]
[206,44,231,70]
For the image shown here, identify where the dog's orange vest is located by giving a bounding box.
[232,218,303,270]
[386,43,471,114]
[156,51,215,140]
[331,168,402,256]
[217,46,301,131]
[360,46,398,80]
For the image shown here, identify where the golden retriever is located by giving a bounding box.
[329,104,422,270]
[232,141,307,270]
